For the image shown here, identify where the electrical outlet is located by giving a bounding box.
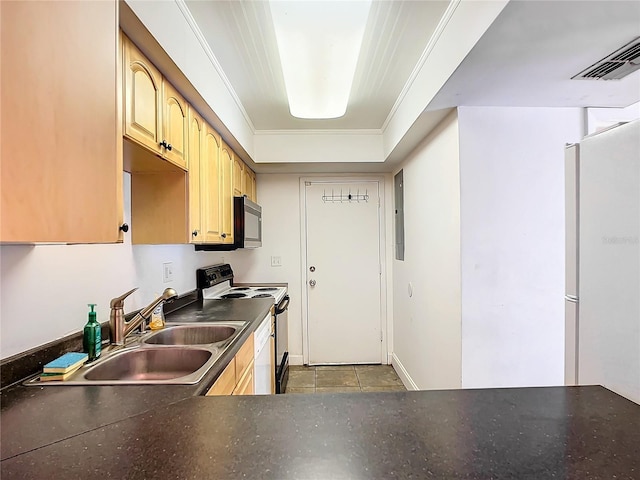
[271,256,282,267]
[163,262,174,283]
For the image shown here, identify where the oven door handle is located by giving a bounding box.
[275,295,290,315]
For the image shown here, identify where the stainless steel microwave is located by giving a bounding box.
[195,196,262,251]
[234,196,262,248]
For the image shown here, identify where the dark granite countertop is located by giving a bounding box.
[2,386,639,479]
[0,297,274,461]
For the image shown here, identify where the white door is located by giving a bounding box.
[304,181,382,364]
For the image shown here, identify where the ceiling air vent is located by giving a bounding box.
[573,37,640,80]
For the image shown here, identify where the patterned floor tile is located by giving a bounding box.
[316,369,359,387]
[315,387,361,393]
[361,386,407,392]
[287,370,316,388]
[285,387,316,394]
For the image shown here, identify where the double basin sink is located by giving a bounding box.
[28,322,248,386]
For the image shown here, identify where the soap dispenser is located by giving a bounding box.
[83,304,101,361]
[149,293,166,331]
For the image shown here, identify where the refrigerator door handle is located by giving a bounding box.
[565,294,579,303]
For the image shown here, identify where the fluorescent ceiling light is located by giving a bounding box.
[270,0,372,119]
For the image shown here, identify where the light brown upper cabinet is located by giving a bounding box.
[232,155,244,197]
[1,0,123,243]
[220,142,235,245]
[123,35,187,171]
[162,82,188,170]
[243,167,257,203]
[188,108,203,241]
[123,35,162,156]
[201,124,224,243]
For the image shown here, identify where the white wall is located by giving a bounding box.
[392,111,462,390]
[586,101,640,135]
[0,174,234,359]
[457,106,585,388]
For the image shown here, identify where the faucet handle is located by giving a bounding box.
[110,287,138,309]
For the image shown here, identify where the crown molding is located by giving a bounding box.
[175,0,257,134]
[380,0,461,133]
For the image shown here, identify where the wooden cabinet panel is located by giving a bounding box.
[131,171,189,244]
[123,36,162,155]
[202,124,223,243]
[162,81,188,170]
[206,357,236,396]
[188,109,203,242]
[233,361,255,396]
[1,0,123,243]
[220,142,235,245]
[235,334,255,384]
[205,333,256,397]
[245,167,257,202]
[232,155,244,197]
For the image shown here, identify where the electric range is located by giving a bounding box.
[196,264,290,393]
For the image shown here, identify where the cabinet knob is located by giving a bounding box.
[221,233,227,239]
[159,140,168,149]
[166,143,173,151]
[192,230,198,237]
[119,223,129,233]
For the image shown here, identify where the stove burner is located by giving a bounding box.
[255,287,277,292]
[231,287,251,291]
[221,293,248,299]
[252,293,273,298]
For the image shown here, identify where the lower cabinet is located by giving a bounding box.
[206,334,255,396]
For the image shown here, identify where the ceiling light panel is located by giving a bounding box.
[270,0,372,119]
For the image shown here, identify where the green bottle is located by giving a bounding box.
[83,304,101,361]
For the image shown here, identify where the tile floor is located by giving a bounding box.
[285,365,407,394]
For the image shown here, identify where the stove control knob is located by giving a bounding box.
[309,279,316,287]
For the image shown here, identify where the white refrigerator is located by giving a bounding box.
[565,120,640,403]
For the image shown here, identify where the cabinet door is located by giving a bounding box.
[188,109,203,242]
[247,168,257,202]
[234,334,255,383]
[123,36,162,155]
[162,80,188,170]
[202,123,223,243]
[233,361,255,396]
[206,358,236,396]
[220,142,235,244]
[232,155,244,197]
[1,0,122,243]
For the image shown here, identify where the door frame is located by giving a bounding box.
[299,176,388,365]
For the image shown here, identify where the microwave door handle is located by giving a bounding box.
[275,295,290,315]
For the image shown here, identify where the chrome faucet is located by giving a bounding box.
[109,288,178,345]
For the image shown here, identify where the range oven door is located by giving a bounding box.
[274,295,290,393]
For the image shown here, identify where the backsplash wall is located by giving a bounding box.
[0,174,236,359]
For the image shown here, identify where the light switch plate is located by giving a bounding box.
[163,262,174,283]
[271,256,282,267]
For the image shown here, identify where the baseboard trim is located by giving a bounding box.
[391,353,419,391]
[289,354,304,366]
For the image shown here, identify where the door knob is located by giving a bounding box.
[309,279,316,287]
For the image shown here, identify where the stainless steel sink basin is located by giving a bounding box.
[24,322,249,386]
[141,321,247,347]
[83,347,213,382]
[143,324,241,346]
